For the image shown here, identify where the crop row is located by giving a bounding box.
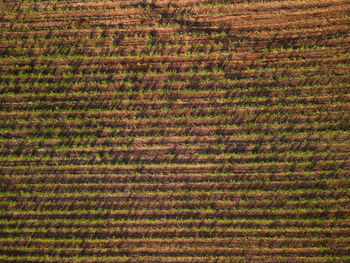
[2,93,348,111]
[1,226,350,240]
[1,45,347,67]
[1,169,348,185]
[1,159,347,174]
[1,199,349,212]
[1,112,347,131]
[1,24,348,54]
[3,0,345,11]
[1,136,348,155]
[0,154,348,169]
[1,103,348,125]
[2,24,347,54]
[1,85,348,105]
[0,255,349,263]
[0,245,349,258]
[2,179,349,194]
[1,64,349,89]
[2,123,349,141]
[1,238,349,252]
[2,216,350,230]
[2,190,349,207]
[2,74,349,95]
[1,141,347,158]
[3,0,347,18]
[1,208,349,221]
[3,8,348,35]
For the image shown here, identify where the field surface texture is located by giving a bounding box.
[0,0,350,262]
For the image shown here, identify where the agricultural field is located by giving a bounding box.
[0,0,349,262]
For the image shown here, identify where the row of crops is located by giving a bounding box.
[0,0,349,262]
